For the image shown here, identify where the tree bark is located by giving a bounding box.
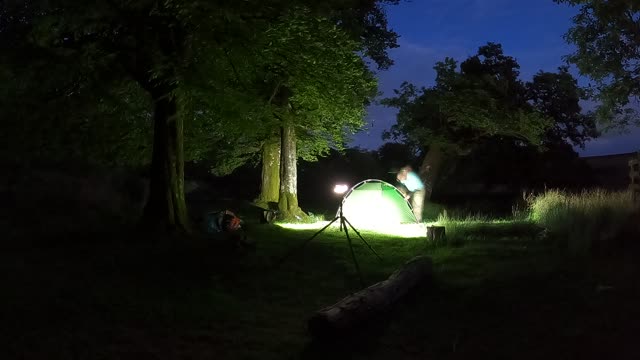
[419,144,446,202]
[308,256,433,339]
[140,92,191,234]
[278,124,306,221]
[256,138,281,207]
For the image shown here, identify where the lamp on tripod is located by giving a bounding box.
[276,183,382,286]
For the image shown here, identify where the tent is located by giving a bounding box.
[338,179,418,229]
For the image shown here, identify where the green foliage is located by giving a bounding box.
[383,43,552,153]
[259,8,378,161]
[383,42,598,178]
[308,0,401,70]
[556,0,640,129]
[0,0,203,165]
[529,189,635,256]
[0,0,395,174]
[188,1,396,173]
[528,66,598,147]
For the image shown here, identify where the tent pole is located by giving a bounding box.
[343,216,383,261]
[274,216,341,266]
[342,218,365,287]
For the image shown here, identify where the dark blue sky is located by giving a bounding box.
[350,0,639,156]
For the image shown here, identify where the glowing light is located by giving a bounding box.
[276,221,330,230]
[275,221,435,238]
[340,180,417,229]
[333,184,349,194]
[355,222,434,237]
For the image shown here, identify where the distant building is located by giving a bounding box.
[581,152,639,190]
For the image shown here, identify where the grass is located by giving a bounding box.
[3,185,639,359]
[529,189,636,256]
[434,213,544,246]
[425,189,637,256]
[4,213,640,360]
[3,225,425,359]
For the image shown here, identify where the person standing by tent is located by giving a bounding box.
[396,166,425,222]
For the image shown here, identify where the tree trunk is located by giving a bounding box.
[419,144,446,202]
[308,256,433,339]
[278,124,306,221]
[140,92,191,234]
[256,138,281,208]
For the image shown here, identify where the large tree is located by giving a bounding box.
[383,43,551,201]
[465,66,598,191]
[262,8,379,219]
[1,0,290,232]
[0,1,307,232]
[556,0,640,129]
[527,66,598,147]
[1,0,399,229]
[207,3,398,220]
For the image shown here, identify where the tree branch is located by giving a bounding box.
[213,37,249,91]
[268,81,283,105]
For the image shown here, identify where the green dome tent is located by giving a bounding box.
[338,179,418,229]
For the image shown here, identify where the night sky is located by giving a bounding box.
[351,0,640,156]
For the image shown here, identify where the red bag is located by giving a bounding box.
[220,210,242,232]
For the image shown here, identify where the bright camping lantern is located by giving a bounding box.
[339,179,418,230]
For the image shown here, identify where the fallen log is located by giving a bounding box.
[308,256,432,339]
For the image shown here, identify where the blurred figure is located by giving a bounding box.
[396,166,425,222]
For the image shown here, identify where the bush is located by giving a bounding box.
[529,189,635,256]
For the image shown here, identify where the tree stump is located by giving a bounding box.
[426,225,446,244]
[308,256,432,339]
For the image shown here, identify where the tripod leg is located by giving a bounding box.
[343,216,383,261]
[343,221,365,287]
[275,217,339,266]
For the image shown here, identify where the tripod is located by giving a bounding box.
[277,203,382,286]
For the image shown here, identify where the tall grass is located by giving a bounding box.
[529,189,635,256]
[434,212,541,245]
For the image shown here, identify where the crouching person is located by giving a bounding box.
[396,165,426,222]
[204,210,255,250]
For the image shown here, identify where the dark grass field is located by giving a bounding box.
[3,218,640,360]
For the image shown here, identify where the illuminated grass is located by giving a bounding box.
[276,221,331,230]
[275,221,436,238]
[276,216,543,242]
